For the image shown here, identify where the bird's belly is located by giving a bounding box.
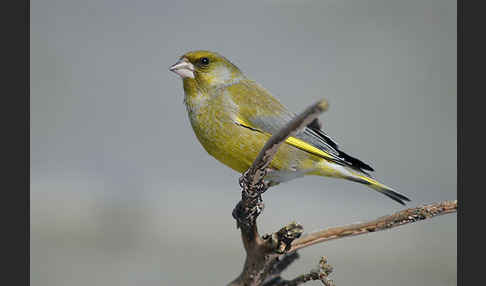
[188,111,319,174]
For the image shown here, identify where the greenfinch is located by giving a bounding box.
[169,50,410,205]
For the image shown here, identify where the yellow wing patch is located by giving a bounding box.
[284,136,335,161]
[235,118,335,161]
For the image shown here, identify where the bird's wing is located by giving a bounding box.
[229,79,374,173]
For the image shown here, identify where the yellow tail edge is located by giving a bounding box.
[352,173,410,205]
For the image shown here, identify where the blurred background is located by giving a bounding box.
[31,0,456,285]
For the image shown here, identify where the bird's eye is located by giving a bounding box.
[200,57,209,65]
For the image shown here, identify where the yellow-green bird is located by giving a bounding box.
[169,50,410,205]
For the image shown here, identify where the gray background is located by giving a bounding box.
[31,0,456,285]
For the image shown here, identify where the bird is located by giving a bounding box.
[169,50,410,205]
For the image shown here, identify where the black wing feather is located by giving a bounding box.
[305,122,374,172]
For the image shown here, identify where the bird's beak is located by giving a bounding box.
[169,58,195,79]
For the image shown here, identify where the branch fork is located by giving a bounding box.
[228,98,457,286]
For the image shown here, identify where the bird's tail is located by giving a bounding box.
[348,172,410,205]
[315,162,410,205]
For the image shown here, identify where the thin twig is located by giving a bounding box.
[265,256,335,286]
[234,99,329,228]
[246,99,329,189]
[288,200,457,253]
[266,252,300,280]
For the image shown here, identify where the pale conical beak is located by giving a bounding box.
[169,58,195,79]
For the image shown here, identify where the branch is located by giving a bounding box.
[233,99,329,228]
[230,99,329,286]
[264,256,335,286]
[248,99,329,186]
[289,200,457,253]
[228,97,457,286]
[265,252,300,281]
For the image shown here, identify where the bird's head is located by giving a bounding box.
[169,50,243,90]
